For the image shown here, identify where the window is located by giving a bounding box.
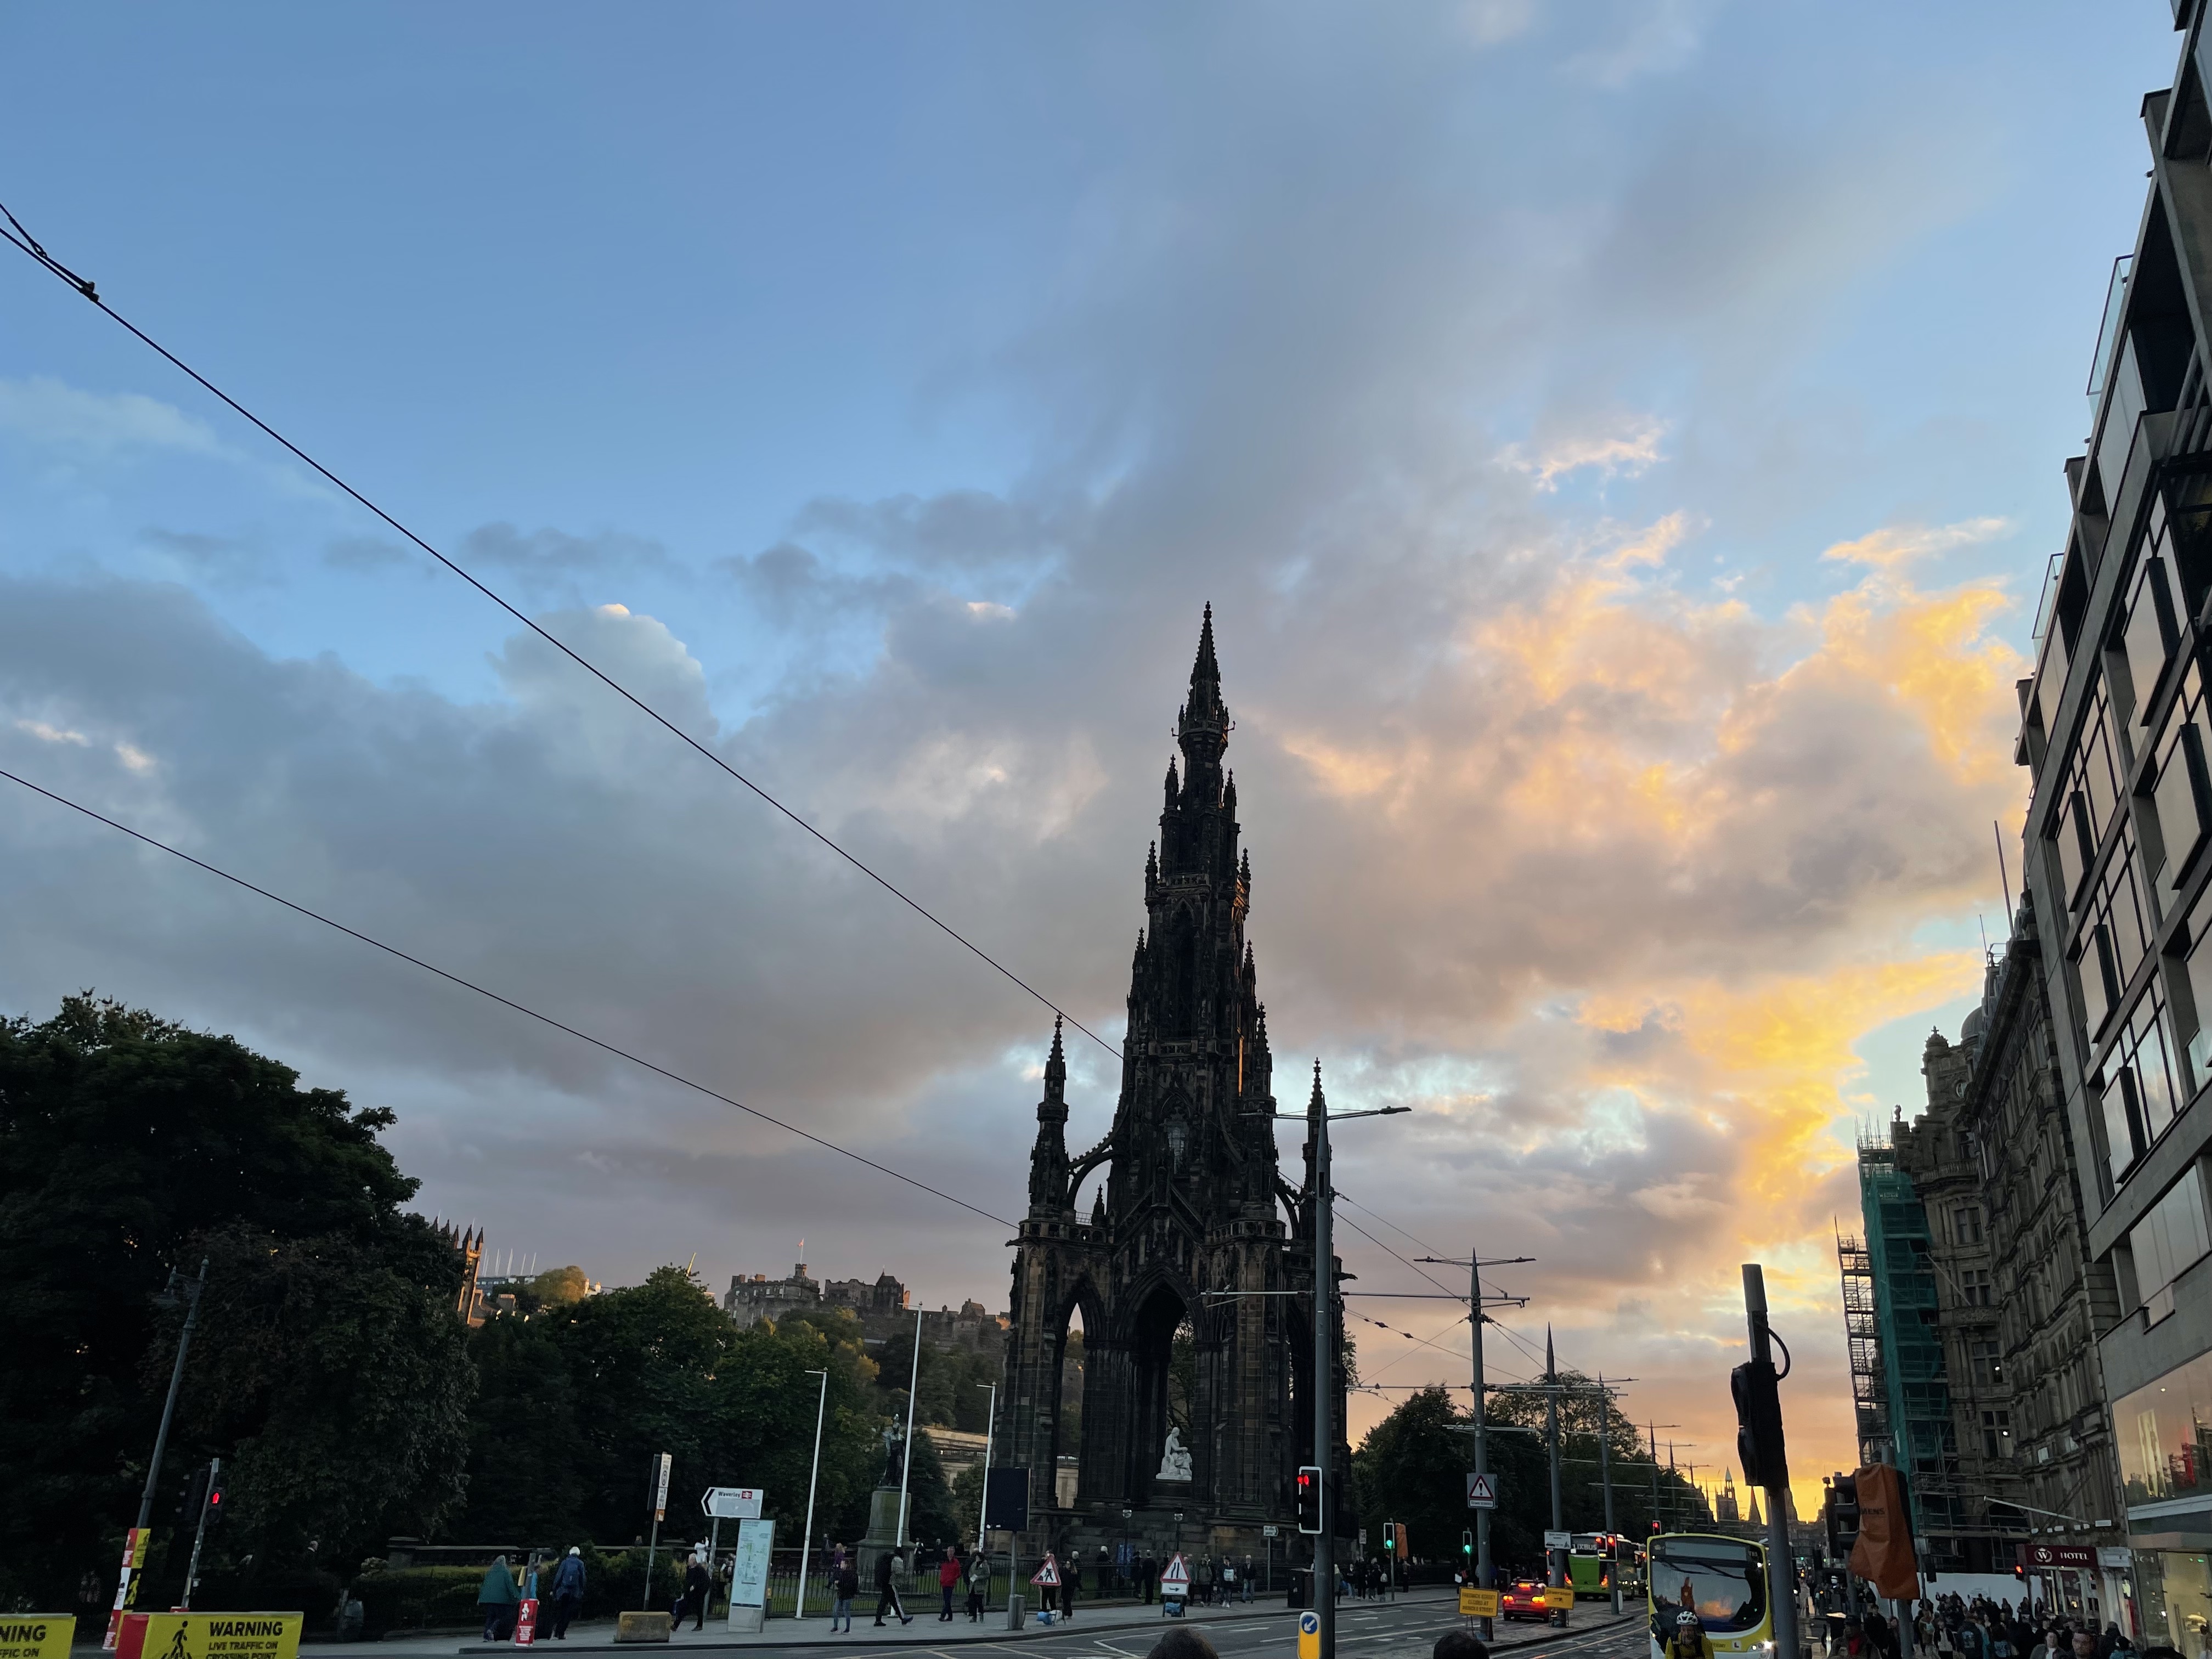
[2115,1348,2212,1507]
[2079,823,2152,1003]
[1953,1205,1985,1246]
[2123,551,2182,721]
[2148,661,2212,904]
[1970,1339,2004,1387]
[1980,1410,2013,1459]
[2052,682,2128,912]
[2129,1167,2211,1325]
[2101,988,2183,1184]
[1961,1268,1994,1307]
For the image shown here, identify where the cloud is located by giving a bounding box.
[0,376,226,461]
[1502,415,1669,490]
[1820,516,2012,571]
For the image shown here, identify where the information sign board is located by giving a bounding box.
[1458,1588,1499,1618]
[731,1519,776,1608]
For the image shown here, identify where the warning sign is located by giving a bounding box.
[1465,1472,1497,1510]
[1030,1554,1061,1588]
[0,1617,75,1659]
[1160,1554,1191,1598]
[512,1599,538,1647]
[116,1613,303,1659]
[1458,1589,1498,1618]
[1548,1587,1576,1613]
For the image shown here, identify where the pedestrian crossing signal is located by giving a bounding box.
[1296,1466,1321,1535]
[1461,1530,1473,1557]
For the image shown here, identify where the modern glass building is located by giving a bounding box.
[2014,5,2212,1644]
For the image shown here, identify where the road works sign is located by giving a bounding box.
[115,1614,303,1659]
[1466,1472,1498,1510]
[1030,1554,1061,1588]
[0,1618,76,1659]
[1458,1589,1499,1619]
[1160,1554,1192,1598]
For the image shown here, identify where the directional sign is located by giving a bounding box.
[1160,1554,1192,1598]
[1262,1525,1279,1538]
[1543,1530,1572,1551]
[1297,1610,1321,1659]
[1030,1554,1062,1589]
[651,1453,673,1523]
[702,1487,763,1520]
[1466,1472,1498,1510]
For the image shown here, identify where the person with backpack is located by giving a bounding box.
[548,1549,586,1641]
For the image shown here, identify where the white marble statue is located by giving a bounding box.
[1158,1427,1194,1482]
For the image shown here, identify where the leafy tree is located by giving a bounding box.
[0,995,443,1609]
[900,1431,959,1548]
[1352,1386,1470,1561]
[529,1265,590,1307]
[457,1312,589,1543]
[173,1220,473,1573]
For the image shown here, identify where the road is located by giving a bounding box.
[755,1598,1647,1659]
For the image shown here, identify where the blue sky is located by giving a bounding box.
[0,1,2180,1494]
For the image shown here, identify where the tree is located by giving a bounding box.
[1351,1387,1470,1560]
[0,995,444,1609]
[456,1311,589,1542]
[900,1432,959,1548]
[175,1220,474,1573]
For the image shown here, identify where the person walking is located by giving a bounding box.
[1242,1556,1254,1604]
[478,1555,522,1643]
[1141,1555,1156,1605]
[876,1549,913,1627]
[831,1559,859,1633]
[547,1548,586,1641]
[675,1553,711,1632]
[1062,1554,1081,1622]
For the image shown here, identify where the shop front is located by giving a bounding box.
[2114,1349,2212,1652]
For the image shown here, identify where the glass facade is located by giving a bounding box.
[2131,1549,2210,1655]
[2128,1167,2210,1326]
[2117,1348,2212,1510]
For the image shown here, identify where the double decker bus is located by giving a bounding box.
[1647,1533,1772,1659]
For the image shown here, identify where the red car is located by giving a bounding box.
[1500,1581,1549,1622]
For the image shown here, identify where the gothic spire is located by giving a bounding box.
[1045,1014,1066,1101]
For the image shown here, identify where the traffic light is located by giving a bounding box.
[1731,1358,1789,1489]
[174,1464,211,1526]
[1825,1473,1860,1562]
[1462,1530,1474,1559]
[205,1475,227,1530]
[1296,1466,1322,1535]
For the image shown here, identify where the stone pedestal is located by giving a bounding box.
[725,1604,765,1634]
[856,1486,904,1583]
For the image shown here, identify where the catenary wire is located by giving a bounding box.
[0,764,1018,1232]
[0,198,1121,1064]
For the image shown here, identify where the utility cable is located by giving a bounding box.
[0,198,1120,1063]
[0,763,1018,1231]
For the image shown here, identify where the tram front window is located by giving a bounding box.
[1648,1538,1764,1637]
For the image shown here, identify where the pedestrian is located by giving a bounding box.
[1146,1631,1221,1659]
[675,1552,711,1632]
[546,1548,586,1641]
[940,1549,962,1621]
[876,1549,913,1627]
[1242,1556,1254,1603]
[1221,1559,1236,1604]
[1435,1633,1491,1659]
[967,1550,990,1622]
[1063,1554,1081,1621]
[832,1558,859,1633]
[1142,1555,1155,1605]
[478,1555,522,1643]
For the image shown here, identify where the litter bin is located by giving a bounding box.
[1288,1570,1311,1609]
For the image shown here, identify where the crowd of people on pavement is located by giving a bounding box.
[1810,1593,2203,1659]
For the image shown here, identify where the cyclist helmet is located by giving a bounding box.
[1677,1612,1703,1629]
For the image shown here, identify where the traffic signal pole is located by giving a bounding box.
[182,1458,219,1610]
[1598,1386,1620,1615]
[1469,1252,1492,1641]
[1741,1266,1802,1659]
[1312,1089,1336,1659]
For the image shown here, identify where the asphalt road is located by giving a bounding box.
[757,1599,1647,1659]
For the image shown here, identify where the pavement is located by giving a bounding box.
[310,1590,1649,1659]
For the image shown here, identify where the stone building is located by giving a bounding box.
[998,609,1346,1560]
[724,1263,1008,1350]
[1884,916,2126,1599]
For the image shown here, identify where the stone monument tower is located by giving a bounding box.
[997,608,1350,1560]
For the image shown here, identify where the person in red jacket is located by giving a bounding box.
[940,1550,963,1621]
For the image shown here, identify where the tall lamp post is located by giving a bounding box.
[796,1368,830,1621]
[896,1308,922,1547]
[974,1384,997,1609]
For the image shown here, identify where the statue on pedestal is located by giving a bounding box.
[1156,1427,1193,1482]
[879,1425,905,1488]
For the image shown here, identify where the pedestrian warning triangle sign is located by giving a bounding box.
[1160,1553,1192,1588]
[1030,1553,1061,1588]
[1466,1472,1498,1507]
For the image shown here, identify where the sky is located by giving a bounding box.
[0,1,2181,1521]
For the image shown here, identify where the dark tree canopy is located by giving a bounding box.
[0,994,460,1607]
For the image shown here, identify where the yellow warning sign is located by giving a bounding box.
[1457,1589,1498,1618]
[132,1613,302,1659]
[0,1616,75,1659]
[1549,1586,1576,1613]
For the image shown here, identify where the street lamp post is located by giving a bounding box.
[975,1384,997,1610]
[896,1308,922,1547]
[797,1368,830,1621]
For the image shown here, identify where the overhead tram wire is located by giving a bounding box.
[0,199,1119,1064]
[0,764,1018,1233]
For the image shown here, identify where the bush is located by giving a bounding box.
[351,1566,486,1637]
[190,1567,346,1631]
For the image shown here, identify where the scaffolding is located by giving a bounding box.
[1836,1229,1888,1466]
[1857,1126,1959,1541]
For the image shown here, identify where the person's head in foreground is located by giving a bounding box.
[1146,1630,1219,1659]
[1435,1630,1491,1659]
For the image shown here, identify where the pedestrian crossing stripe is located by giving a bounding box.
[1160,1554,1192,1588]
[1030,1554,1061,1588]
